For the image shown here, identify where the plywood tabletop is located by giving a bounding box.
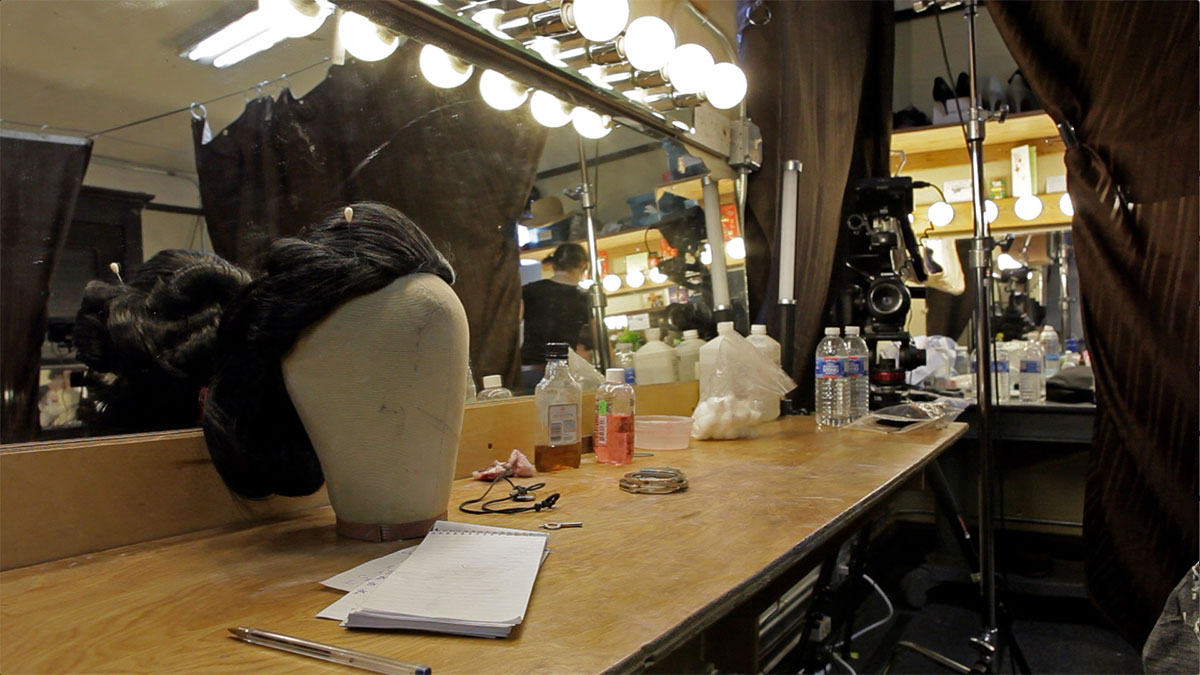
[0,416,965,674]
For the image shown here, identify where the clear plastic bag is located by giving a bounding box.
[567,349,604,391]
[843,401,964,434]
[692,331,796,440]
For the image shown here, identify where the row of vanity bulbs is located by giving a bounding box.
[924,192,1074,227]
[337,0,748,139]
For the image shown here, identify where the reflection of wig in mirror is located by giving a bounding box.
[72,249,251,433]
[202,202,455,499]
[38,369,80,429]
[521,243,590,365]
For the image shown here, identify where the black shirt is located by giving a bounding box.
[521,278,589,364]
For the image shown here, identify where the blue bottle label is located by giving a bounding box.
[1045,353,1060,362]
[845,356,865,376]
[992,360,1009,373]
[624,368,636,384]
[815,356,844,378]
[1020,360,1042,374]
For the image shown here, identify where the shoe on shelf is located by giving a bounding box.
[894,105,932,129]
[932,76,955,103]
[955,71,970,97]
[1007,70,1041,112]
[982,75,1007,113]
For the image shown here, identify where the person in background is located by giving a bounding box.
[521,243,589,389]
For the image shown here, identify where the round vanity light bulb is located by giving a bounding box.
[602,273,623,293]
[571,107,613,139]
[569,0,629,42]
[997,253,1023,271]
[727,236,746,260]
[529,90,572,127]
[984,199,999,224]
[260,0,331,38]
[1058,192,1074,217]
[527,37,566,67]
[578,278,595,290]
[927,201,955,227]
[419,44,474,89]
[621,16,675,72]
[340,12,400,62]
[578,65,612,90]
[625,269,645,288]
[705,62,748,110]
[479,70,529,111]
[516,224,531,247]
[666,43,715,95]
[1014,194,1044,221]
[517,0,543,4]
[699,243,713,265]
[471,9,509,40]
[648,267,668,284]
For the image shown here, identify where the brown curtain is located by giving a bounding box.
[740,0,894,408]
[989,0,1199,646]
[0,130,92,443]
[194,43,546,386]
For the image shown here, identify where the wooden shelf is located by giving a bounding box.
[654,177,737,204]
[892,112,1064,172]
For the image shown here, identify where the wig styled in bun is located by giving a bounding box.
[202,202,455,499]
[73,249,252,432]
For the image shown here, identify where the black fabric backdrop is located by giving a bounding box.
[0,131,92,443]
[193,44,546,387]
[988,0,1199,646]
[739,0,894,408]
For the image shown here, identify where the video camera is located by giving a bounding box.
[837,177,928,408]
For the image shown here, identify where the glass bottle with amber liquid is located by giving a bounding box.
[534,342,582,471]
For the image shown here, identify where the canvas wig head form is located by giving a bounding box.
[202,202,455,499]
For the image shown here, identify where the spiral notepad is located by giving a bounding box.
[343,521,548,638]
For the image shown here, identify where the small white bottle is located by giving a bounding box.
[698,321,737,399]
[674,329,706,382]
[843,326,870,421]
[632,327,678,385]
[1039,326,1062,377]
[476,374,513,401]
[1018,340,1046,402]
[815,327,849,429]
[746,325,782,365]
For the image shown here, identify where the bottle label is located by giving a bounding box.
[595,413,633,458]
[815,356,843,378]
[1020,360,1042,374]
[992,360,1009,373]
[1045,353,1060,362]
[624,368,636,384]
[845,356,866,376]
[547,403,578,445]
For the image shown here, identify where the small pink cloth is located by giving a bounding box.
[471,449,535,481]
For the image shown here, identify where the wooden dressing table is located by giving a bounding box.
[1,416,965,673]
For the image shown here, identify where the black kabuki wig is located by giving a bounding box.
[73,249,252,432]
[202,202,455,499]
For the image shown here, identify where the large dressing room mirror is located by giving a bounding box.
[0,0,749,443]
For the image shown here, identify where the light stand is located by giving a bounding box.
[576,135,610,371]
[884,1,1028,672]
[776,160,801,413]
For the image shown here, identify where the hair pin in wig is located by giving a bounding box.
[109,261,123,283]
[203,202,455,499]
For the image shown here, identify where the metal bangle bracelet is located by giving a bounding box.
[619,467,688,494]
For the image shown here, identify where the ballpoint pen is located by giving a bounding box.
[228,626,431,675]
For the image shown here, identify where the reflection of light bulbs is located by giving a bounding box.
[700,243,713,265]
[471,9,509,39]
[625,269,645,288]
[527,37,566,66]
[479,70,529,111]
[666,43,715,95]
[578,65,612,90]
[578,278,595,290]
[984,199,999,224]
[529,90,572,127]
[519,257,541,267]
[621,16,675,71]
[928,201,955,227]
[705,63,747,110]
[603,314,628,330]
[260,0,332,38]
[340,12,400,62]
[516,224,530,247]
[571,107,613,139]
[907,213,915,223]
[1014,194,1044,221]
[727,236,746,260]
[648,267,668,284]
[997,253,1023,271]
[602,273,622,292]
[419,44,474,88]
[1059,192,1074,217]
[568,0,629,42]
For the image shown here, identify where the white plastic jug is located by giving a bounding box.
[632,327,678,385]
[674,329,706,382]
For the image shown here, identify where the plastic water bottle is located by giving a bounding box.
[698,321,737,400]
[815,327,849,429]
[843,326,870,420]
[476,374,513,401]
[614,342,636,384]
[464,362,477,403]
[594,368,635,465]
[632,327,677,385]
[674,329,706,382]
[1018,340,1045,402]
[1062,337,1082,369]
[1039,326,1062,377]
